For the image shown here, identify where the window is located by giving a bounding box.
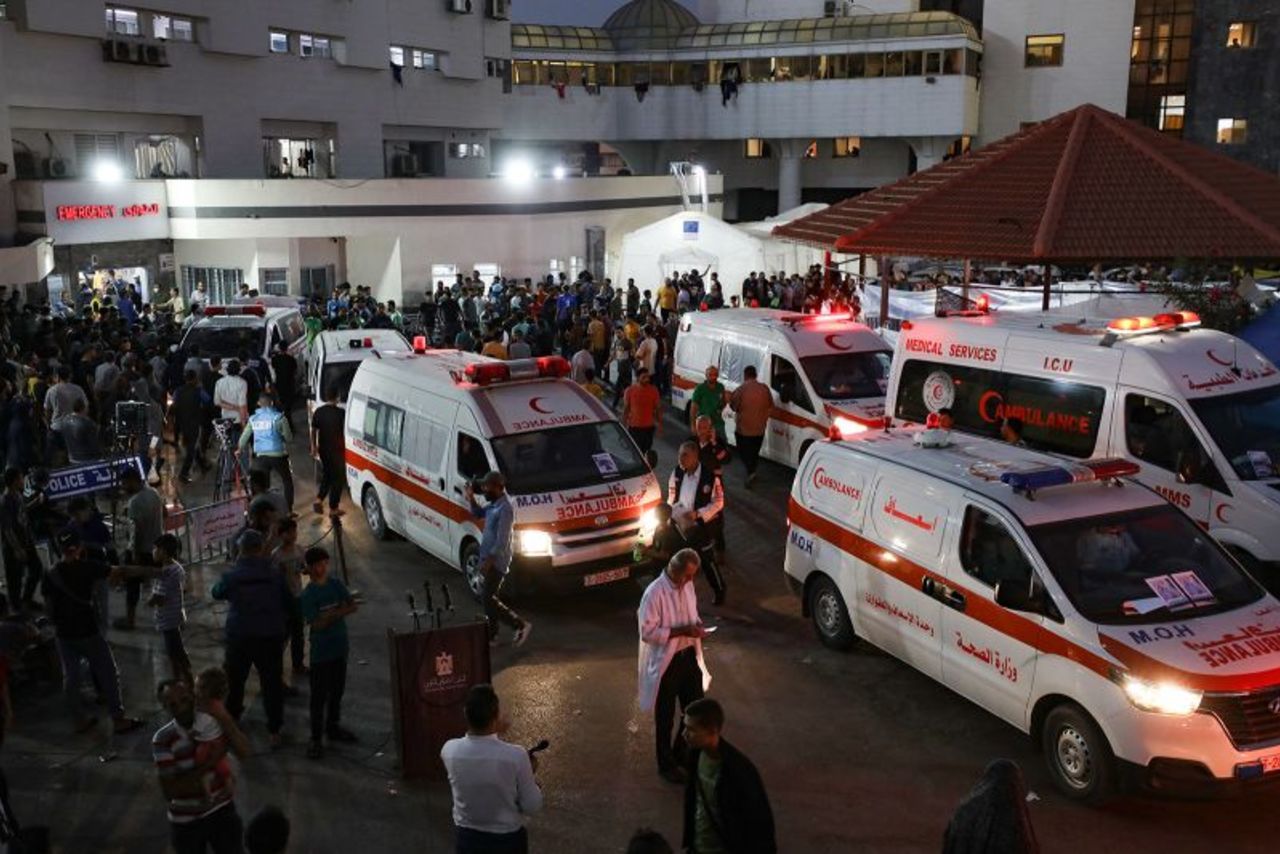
[1125,394,1221,487]
[1227,21,1256,48]
[105,7,140,36]
[153,14,194,42]
[1217,117,1247,145]
[833,136,861,158]
[431,264,458,283]
[269,30,289,53]
[803,140,819,159]
[1158,94,1185,132]
[408,417,448,474]
[1189,384,1280,482]
[389,46,404,67]
[449,142,485,159]
[924,50,943,75]
[363,400,405,456]
[260,268,288,296]
[474,263,500,281]
[801,352,890,400]
[960,507,1034,589]
[718,342,763,385]
[1025,34,1064,67]
[676,335,719,374]
[415,50,436,70]
[300,34,330,58]
[744,138,772,159]
[771,355,813,414]
[491,422,647,493]
[456,433,491,479]
[945,136,972,159]
[180,266,243,306]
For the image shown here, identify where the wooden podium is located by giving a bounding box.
[387,620,492,780]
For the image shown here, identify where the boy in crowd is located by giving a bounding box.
[148,534,192,687]
[300,546,358,759]
[272,518,308,684]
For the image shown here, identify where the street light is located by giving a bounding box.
[503,158,535,183]
[552,165,567,180]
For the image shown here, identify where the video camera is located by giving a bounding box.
[113,401,150,439]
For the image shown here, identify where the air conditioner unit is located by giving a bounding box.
[43,158,69,178]
[103,38,136,63]
[391,153,419,177]
[141,43,169,66]
[487,0,509,20]
[448,0,472,13]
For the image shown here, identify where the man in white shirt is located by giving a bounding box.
[634,327,658,377]
[569,345,595,384]
[637,548,711,785]
[214,359,249,425]
[441,684,542,853]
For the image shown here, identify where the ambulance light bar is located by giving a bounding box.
[1000,458,1140,492]
[780,313,854,327]
[202,305,265,317]
[463,356,571,386]
[1107,311,1200,334]
[347,338,375,349]
[412,336,428,354]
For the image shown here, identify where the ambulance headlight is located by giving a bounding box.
[638,508,659,538]
[832,416,867,438]
[517,529,553,557]
[1118,673,1202,715]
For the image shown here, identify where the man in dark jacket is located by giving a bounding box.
[681,698,775,854]
[212,528,291,746]
[171,369,208,483]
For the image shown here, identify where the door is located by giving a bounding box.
[716,340,764,447]
[402,408,456,560]
[360,398,408,533]
[1121,392,1224,529]
[768,353,818,465]
[449,410,495,559]
[940,503,1040,726]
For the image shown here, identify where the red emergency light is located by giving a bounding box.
[1152,311,1201,328]
[1109,311,1201,334]
[412,335,428,354]
[203,305,265,317]
[1108,316,1159,332]
[464,355,572,386]
[975,294,990,313]
[347,337,375,349]
[1000,458,1140,492]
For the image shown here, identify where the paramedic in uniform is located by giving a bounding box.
[638,548,711,785]
[668,441,727,605]
[240,391,295,511]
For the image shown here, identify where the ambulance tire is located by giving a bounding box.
[1042,703,1117,804]
[808,575,856,651]
[361,486,390,541]
[461,540,486,602]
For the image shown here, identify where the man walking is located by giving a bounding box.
[668,442,727,605]
[211,530,290,747]
[465,472,531,646]
[240,392,294,511]
[116,466,163,631]
[638,549,711,784]
[300,545,358,759]
[1,467,43,612]
[689,366,728,440]
[622,368,661,455]
[728,365,772,487]
[680,698,776,854]
[441,684,543,854]
[269,342,299,431]
[310,385,347,516]
[171,369,209,483]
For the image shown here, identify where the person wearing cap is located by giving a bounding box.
[42,529,144,735]
[465,472,532,647]
[240,391,294,511]
[211,528,291,747]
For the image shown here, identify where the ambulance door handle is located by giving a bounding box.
[438,477,446,490]
[945,590,966,612]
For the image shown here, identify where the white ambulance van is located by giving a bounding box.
[672,309,892,467]
[885,311,1280,589]
[785,429,1280,802]
[180,302,308,384]
[345,352,661,595]
[306,329,410,417]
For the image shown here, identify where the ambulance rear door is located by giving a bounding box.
[448,407,494,559]
[716,335,767,447]
[401,401,459,562]
[767,352,821,466]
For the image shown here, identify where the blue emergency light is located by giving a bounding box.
[1000,458,1139,493]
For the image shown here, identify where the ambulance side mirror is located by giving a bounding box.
[995,580,1044,616]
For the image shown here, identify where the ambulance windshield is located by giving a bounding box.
[801,351,891,400]
[490,421,648,494]
[320,362,361,403]
[1028,505,1263,625]
[182,323,265,360]
[1189,383,1280,481]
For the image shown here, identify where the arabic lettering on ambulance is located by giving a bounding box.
[1182,622,1280,668]
[882,496,937,532]
[977,390,1091,436]
[864,592,934,636]
[1184,353,1278,392]
[954,632,1018,682]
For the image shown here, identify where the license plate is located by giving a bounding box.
[584,567,630,587]
[1263,753,1280,774]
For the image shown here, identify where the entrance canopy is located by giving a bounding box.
[615,210,766,300]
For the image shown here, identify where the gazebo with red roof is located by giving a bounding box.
[772,103,1280,315]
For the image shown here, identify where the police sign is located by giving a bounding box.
[46,457,146,501]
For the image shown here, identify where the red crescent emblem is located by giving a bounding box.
[529,397,552,414]
[1206,349,1233,367]
[1215,503,1231,524]
[825,334,852,351]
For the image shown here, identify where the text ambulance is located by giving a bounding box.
[786,429,1280,802]
[886,311,1280,588]
[345,351,661,596]
[672,309,892,467]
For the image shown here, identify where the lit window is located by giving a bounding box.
[744,138,772,159]
[833,136,861,158]
[300,35,331,58]
[269,31,289,53]
[105,8,140,36]
[172,17,194,42]
[469,143,486,158]
[389,46,404,66]
[1158,94,1186,133]
[414,50,436,70]
[804,140,819,159]
[153,14,194,42]
[945,136,972,159]
[1025,34,1064,67]
[1227,22,1256,48]
[1217,118,1248,145]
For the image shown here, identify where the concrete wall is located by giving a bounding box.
[978,0,1135,144]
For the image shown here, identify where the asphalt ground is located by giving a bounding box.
[4,409,1278,853]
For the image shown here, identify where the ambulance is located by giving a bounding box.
[885,310,1280,589]
[306,329,411,417]
[671,309,892,467]
[180,301,309,384]
[785,428,1280,802]
[344,351,661,595]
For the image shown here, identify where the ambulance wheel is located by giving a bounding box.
[809,576,855,651]
[362,486,390,541]
[1042,703,1117,804]
[461,541,486,602]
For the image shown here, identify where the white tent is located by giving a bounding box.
[614,211,768,303]
[736,204,833,281]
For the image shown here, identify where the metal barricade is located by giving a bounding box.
[163,495,248,566]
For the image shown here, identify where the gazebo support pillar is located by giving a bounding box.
[1041,263,1051,312]
[879,256,890,331]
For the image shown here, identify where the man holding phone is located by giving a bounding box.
[637,548,713,785]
